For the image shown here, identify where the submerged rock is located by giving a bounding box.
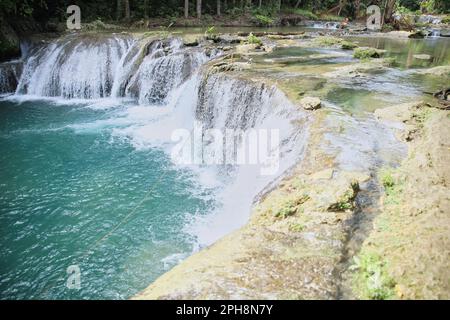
[413,54,432,60]
[300,96,322,110]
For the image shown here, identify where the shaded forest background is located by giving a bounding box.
[1,0,449,27]
[1,0,449,61]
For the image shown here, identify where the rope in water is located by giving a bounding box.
[41,133,193,297]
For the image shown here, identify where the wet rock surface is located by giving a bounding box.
[300,96,322,110]
[133,109,371,299]
[355,102,450,299]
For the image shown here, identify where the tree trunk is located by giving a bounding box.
[354,0,360,18]
[144,0,148,18]
[124,0,130,20]
[217,0,221,16]
[185,0,189,18]
[337,0,347,16]
[116,0,122,20]
[197,0,202,19]
[295,0,301,9]
[384,0,396,24]
[259,0,262,8]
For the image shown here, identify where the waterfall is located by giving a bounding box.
[311,21,339,29]
[0,61,22,94]
[196,73,271,130]
[0,32,309,249]
[181,72,308,246]
[16,34,132,99]
[122,38,214,105]
[4,34,217,104]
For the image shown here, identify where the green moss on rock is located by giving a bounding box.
[353,47,385,60]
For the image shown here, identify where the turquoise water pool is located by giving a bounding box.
[0,98,214,299]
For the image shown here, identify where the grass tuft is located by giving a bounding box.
[352,252,396,300]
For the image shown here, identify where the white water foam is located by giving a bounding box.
[2,34,309,254]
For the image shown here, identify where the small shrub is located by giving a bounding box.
[205,26,217,36]
[247,32,262,45]
[380,168,395,189]
[379,167,404,205]
[382,24,394,32]
[289,223,305,232]
[352,252,396,300]
[329,182,359,212]
[254,14,274,26]
[274,194,310,218]
[275,199,298,218]
[205,26,219,41]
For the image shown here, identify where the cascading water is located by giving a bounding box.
[0,33,308,298]
[122,38,215,105]
[181,72,308,246]
[0,61,22,94]
[311,21,339,29]
[16,34,132,99]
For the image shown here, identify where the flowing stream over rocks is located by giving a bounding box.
[0,30,448,299]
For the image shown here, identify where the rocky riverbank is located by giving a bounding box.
[132,32,449,300]
[352,101,450,299]
[133,104,371,299]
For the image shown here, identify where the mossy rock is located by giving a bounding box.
[341,41,357,50]
[353,47,385,60]
[408,30,428,39]
[314,36,343,47]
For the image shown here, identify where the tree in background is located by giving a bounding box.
[384,0,397,24]
[197,0,202,18]
[1,0,448,28]
[124,0,130,20]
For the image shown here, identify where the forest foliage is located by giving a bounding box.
[0,0,449,26]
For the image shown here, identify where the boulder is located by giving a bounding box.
[353,47,386,59]
[235,43,259,55]
[216,34,245,44]
[408,30,428,38]
[182,35,200,47]
[300,96,322,110]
